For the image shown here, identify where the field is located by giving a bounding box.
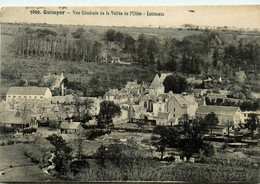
[0,143,54,182]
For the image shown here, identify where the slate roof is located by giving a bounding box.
[60,121,82,130]
[173,94,198,107]
[196,105,240,115]
[139,94,157,102]
[0,110,24,124]
[7,87,49,96]
[149,74,164,89]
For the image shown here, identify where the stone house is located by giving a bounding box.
[60,121,84,133]
[196,105,244,127]
[6,87,52,101]
[0,110,38,129]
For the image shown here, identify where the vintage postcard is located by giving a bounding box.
[0,5,260,182]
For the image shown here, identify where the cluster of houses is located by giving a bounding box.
[0,72,258,134]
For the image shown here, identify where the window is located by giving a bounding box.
[24,96,26,98]
[29,96,31,98]
[174,108,175,112]
[19,96,21,98]
[40,96,43,99]
[174,114,175,117]
[13,96,16,98]
[144,101,147,108]
[159,108,161,112]
[35,96,37,98]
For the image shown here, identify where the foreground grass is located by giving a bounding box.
[68,159,258,182]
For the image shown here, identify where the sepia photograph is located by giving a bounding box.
[0,5,260,183]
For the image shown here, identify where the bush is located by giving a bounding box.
[0,126,16,134]
[23,136,55,167]
[7,140,14,145]
[70,160,89,175]
[86,130,110,140]
[202,143,215,157]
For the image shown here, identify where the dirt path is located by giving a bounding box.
[0,144,55,182]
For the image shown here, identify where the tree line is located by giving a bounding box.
[14,27,260,75]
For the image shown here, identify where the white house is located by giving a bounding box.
[196,105,244,127]
[6,87,52,101]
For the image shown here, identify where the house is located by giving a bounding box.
[0,110,37,129]
[50,95,101,116]
[196,105,244,126]
[60,121,84,133]
[128,105,146,123]
[192,89,208,98]
[167,93,198,125]
[206,93,227,104]
[235,70,246,83]
[125,80,139,91]
[39,112,67,122]
[137,91,198,126]
[186,77,203,86]
[104,89,119,101]
[156,112,172,126]
[6,87,52,101]
[139,93,157,113]
[43,73,65,91]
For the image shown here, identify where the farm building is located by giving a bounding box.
[0,110,37,129]
[196,105,245,126]
[6,87,52,101]
[60,121,84,133]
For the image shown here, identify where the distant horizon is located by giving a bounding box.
[2,21,260,31]
[1,6,260,30]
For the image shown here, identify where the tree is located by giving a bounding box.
[96,142,144,169]
[106,29,116,42]
[115,31,125,44]
[224,120,234,141]
[179,117,212,158]
[76,131,85,160]
[245,113,259,138]
[124,35,136,53]
[97,101,121,127]
[74,96,93,122]
[151,126,179,160]
[213,48,219,68]
[163,75,187,94]
[204,112,219,135]
[72,27,86,39]
[46,134,72,175]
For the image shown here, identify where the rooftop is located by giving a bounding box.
[149,74,164,89]
[60,121,81,130]
[7,87,50,96]
[196,105,240,115]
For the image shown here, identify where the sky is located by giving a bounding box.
[1,1,260,29]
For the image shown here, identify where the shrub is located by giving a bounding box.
[0,126,16,134]
[23,136,55,167]
[7,140,14,145]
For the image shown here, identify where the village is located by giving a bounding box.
[1,18,260,181]
[0,71,259,152]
